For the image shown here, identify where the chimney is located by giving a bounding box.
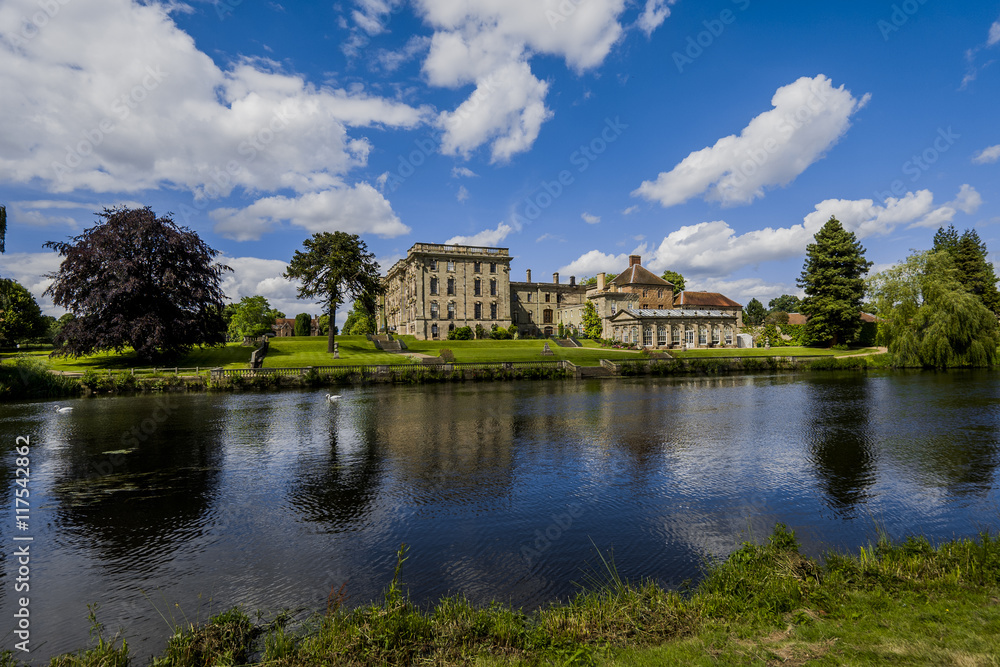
[597,272,606,291]
[553,272,559,284]
[570,276,576,286]
[629,255,641,267]
[526,269,532,283]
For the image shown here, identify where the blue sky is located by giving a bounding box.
[2,0,999,324]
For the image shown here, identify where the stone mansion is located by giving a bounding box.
[380,243,744,348]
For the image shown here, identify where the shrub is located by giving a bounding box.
[447,326,474,340]
[438,348,455,362]
[490,324,512,340]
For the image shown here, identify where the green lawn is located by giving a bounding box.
[1,343,253,371]
[262,336,412,367]
[400,336,644,365]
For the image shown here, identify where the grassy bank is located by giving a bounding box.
[18,526,1000,666]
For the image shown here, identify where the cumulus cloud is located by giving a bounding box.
[0,252,66,314]
[637,0,677,36]
[456,185,469,202]
[973,144,1000,164]
[990,17,1000,46]
[562,187,967,280]
[416,0,655,160]
[558,249,633,276]
[633,75,871,208]
[444,221,514,247]
[0,0,427,238]
[688,277,800,310]
[219,255,304,316]
[210,184,410,241]
[581,212,601,224]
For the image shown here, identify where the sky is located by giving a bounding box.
[2,0,999,326]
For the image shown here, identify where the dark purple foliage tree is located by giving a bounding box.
[44,206,230,362]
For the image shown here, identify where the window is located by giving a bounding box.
[528,312,533,322]
[490,279,497,296]
[658,289,663,298]
[658,327,667,345]
[686,328,694,344]
[512,312,519,323]
[643,327,653,346]
[447,260,455,271]
[473,261,481,273]
[430,277,438,295]
[430,259,437,270]
[430,302,439,319]
[673,327,682,344]
[474,278,481,296]
[642,289,648,297]
[447,302,455,319]
[490,302,497,320]
[490,262,497,273]
[447,277,455,295]
[611,303,616,315]
[713,326,721,344]
[474,302,482,319]
[527,293,532,303]
[543,309,553,324]
[556,293,561,303]
[699,327,707,345]
[641,304,648,310]
[545,293,550,303]
[725,327,733,345]
[431,324,439,338]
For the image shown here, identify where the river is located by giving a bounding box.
[2,371,999,661]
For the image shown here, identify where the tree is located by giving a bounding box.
[342,300,375,335]
[952,229,1000,314]
[768,294,801,314]
[797,216,872,346]
[317,314,331,336]
[743,298,766,326]
[867,250,999,367]
[447,326,474,340]
[294,313,312,337]
[0,279,47,346]
[44,207,229,361]
[227,296,283,341]
[660,270,685,293]
[284,232,384,354]
[582,300,603,339]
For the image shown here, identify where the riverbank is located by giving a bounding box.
[0,351,894,401]
[13,526,999,666]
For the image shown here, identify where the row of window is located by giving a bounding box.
[428,259,499,274]
[523,292,560,303]
[428,302,499,320]
[613,325,734,346]
[429,277,498,296]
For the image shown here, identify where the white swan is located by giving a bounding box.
[326,394,341,402]
[54,405,74,413]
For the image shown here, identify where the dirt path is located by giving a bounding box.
[835,347,888,358]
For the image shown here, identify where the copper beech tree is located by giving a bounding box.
[44,206,230,362]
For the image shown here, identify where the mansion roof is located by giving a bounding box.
[609,263,672,288]
[673,291,742,308]
[611,308,737,320]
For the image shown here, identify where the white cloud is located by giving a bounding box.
[444,221,514,247]
[456,185,469,202]
[621,205,639,215]
[973,144,1000,164]
[211,184,410,241]
[689,277,800,310]
[0,0,427,237]
[633,75,871,208]
[417,0,649,160]
[535,233,564,243]
[219,255,304,316]
[451,166,478,178]
[950,184,982,214]
[637,0,676,36]
[581,212,601,224]
[563,188,964,281]
[437,62,552,162]
[0,252,66,315]
[558,248,637,276]
[989,18,1000,46]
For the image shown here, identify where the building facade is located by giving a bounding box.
[380,244,744,347]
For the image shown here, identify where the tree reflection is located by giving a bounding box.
[806,376,876,515]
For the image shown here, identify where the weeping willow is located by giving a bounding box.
[867,251,1000,368]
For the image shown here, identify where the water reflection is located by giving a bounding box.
[806,374,877,516]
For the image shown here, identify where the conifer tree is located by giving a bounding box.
[933,225,1000,315]
[797,217,872,346]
